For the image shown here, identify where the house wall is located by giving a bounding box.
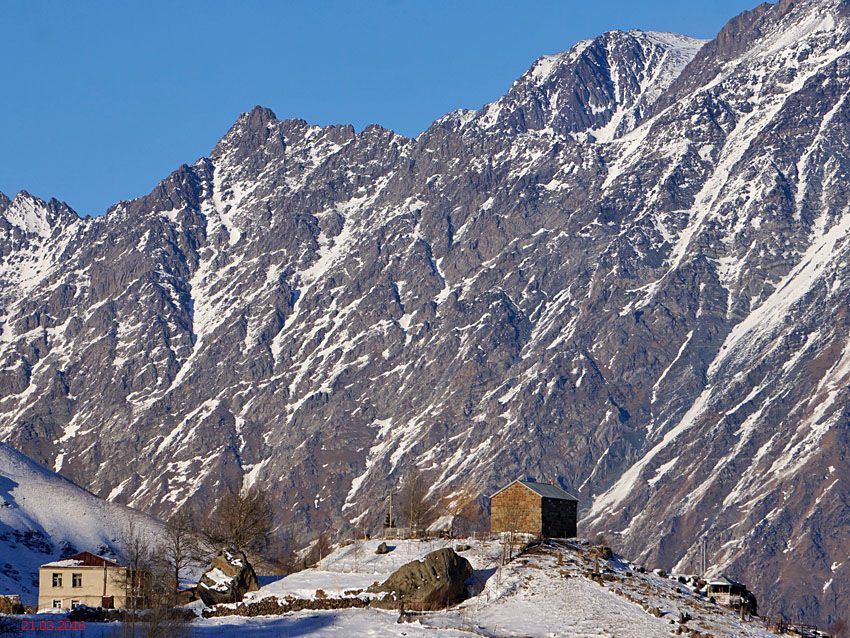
[490,483,543,535]
[541,497,577,538]
[38,567,128,611]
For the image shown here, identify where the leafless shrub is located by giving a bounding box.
[314,530,332,564]
[439,488,485,537]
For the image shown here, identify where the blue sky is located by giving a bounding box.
[2,0,761,216]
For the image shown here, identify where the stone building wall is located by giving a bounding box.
[541,497,577,538]
[490,483,542,535]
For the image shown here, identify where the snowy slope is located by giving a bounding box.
[434,540,779,638]
[0,443,163,605]
[210,538,779,638]
[247,538,503,601]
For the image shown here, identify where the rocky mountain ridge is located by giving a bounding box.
[1,0,848,625]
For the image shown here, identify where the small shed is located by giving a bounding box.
[490,479,578,538]
[706,575,757,612]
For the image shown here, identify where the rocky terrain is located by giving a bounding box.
[0,0,848,625]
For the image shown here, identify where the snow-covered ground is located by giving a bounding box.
[194,610,473,637]
[430,540,778,637]
[247,538,502,601]
[0,443,163,606]
[14,609,474,637]
[7,538,782,636]
[204,538,777,637]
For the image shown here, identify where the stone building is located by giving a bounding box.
[490,479,578,538]
[38,552,129,611]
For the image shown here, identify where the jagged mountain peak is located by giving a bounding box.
[0,190,78,238]
[211,104,287,167]
[468,28,705,141]
[655,0,849,114]
[244,104,279,128]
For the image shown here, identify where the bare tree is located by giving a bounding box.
[831,618,847,638]
[314,530,332,564]
[120,518,153,614]
[116,519,191,638]
[199,486,273,557]
[351,527,361,572]
[162,510,202,603]
[398,471,436,535]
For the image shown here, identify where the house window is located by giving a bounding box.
[52,573,62,587]
[52,600,62,608]
[72,573,82,588]
[71,600,80,609]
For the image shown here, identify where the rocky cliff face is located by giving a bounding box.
[1,0,848,625]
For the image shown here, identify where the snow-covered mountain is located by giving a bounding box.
[0,444,163,604]
[1,0,848,625]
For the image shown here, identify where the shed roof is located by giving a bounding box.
[491,479,579,501]
[42,551,124,569]
[708,575,745,588]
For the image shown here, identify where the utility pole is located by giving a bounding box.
[384,490,394,537]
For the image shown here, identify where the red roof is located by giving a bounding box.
[42,551,124,569]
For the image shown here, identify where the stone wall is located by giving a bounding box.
[202,595,368,618]
[490,483,542,535]
[541,497,577,538]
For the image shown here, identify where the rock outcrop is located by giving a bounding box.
[370,548,473,611]
[197,550,259,606]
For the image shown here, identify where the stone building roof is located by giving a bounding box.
[491,479,579,501]
[708,575,746,588]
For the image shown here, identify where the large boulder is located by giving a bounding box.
[197,549,259,606]
[370,548,473,611]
